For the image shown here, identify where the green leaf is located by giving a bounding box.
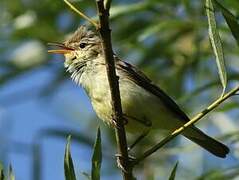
[0,163,4,180]
[64,135,76,180]
[110,2,150,19]
[219,131,239,143]
[8,165,15,180]
[214,0,239,46]
[138,20,187,41]
[91,127,102,180]
[197,165,239,180]
[206,0,227,95]
[168,162,178,180]
[216,101,239,112]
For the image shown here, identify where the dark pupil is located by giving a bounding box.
[79,43,86,49]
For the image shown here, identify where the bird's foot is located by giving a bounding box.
[115,153,136,172]
[112,117,128,129]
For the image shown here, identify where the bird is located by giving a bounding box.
[48,26,229,158]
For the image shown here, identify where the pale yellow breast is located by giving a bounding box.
[79,63,184,134]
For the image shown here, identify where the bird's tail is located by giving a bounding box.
[183,126,229,158]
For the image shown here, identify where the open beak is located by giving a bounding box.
[47,42,74,54]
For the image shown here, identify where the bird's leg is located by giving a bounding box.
[112,116,128,129]
[114,130,148,171]
[128,131,149,152]
[115,153,136,172]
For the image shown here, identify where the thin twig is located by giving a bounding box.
[63,0,98,28]
[133,85,239,166]
[96,0,134,179]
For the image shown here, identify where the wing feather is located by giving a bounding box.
[116,59,190,122]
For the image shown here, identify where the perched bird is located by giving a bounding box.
[48,26,229,158]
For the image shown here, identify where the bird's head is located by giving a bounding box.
[48,26,102,71]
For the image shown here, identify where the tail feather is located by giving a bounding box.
[183,127,229,158]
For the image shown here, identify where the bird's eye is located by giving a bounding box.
[79,43,86,49]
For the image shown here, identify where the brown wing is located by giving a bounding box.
[116,59,190,122]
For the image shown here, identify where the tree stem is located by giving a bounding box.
[96,0,134,179]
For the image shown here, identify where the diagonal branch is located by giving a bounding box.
[133,85,239,166]
[63,0,98,28]
[95,0,134,179]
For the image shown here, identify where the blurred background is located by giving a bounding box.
[0,0,239,179]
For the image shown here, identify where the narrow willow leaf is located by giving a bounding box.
[219,131,239,142]
[217,101,239,112]
[139,20,185,41]
[91,128,102,180]
[64,135,76,180]
[198,166,239,180]
[206,0,227,95]
[0,163,4,180]
[168,162,178,180]
[110,2,149,19]
[214,0,239,46]
[8,165,15,180]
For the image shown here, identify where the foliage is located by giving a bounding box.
[206,0,227,95]
[0,0,239,179]
[168,162,178,180]
[64,129,102,180]
[91,128,102,180]
[0,164,15,180]
[64,136,76,180]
